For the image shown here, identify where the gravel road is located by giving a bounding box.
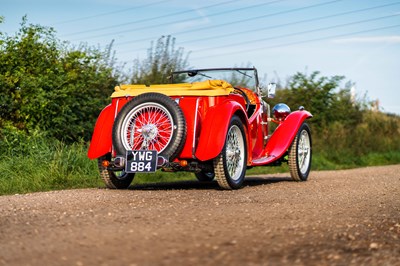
[1,165,399,266]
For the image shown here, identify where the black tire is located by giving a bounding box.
[214,115,247,189]
[288,122,312,181]
[98,153,134,189]
[195,171,215,182]
[112,93,187,160]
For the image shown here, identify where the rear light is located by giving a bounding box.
[101,160,110,167]
[179,160,188,167]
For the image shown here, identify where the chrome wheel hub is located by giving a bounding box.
[226,125,245,181]
[298,130,311,174]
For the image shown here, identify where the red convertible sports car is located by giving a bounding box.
[88,67,312,190]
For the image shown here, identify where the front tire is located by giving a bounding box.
[288,122,312,181]
[98,153,135,189]
[214,115,247,190]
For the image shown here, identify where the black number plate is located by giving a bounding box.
[125,150,157,173]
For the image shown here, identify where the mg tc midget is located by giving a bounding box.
[87,67,312,190]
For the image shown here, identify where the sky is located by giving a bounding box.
[2,0,400,114]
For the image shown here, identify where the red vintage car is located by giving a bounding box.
[88,67,312,190]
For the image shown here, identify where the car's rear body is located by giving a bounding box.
[88,68,312,189]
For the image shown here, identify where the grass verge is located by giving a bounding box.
[1,139,399,195]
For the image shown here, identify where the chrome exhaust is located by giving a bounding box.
[157,156,168,167]
[113,156,126,168]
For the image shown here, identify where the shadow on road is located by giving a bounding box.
[129,175,292,191]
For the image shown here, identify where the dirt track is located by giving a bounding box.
[0,165,399,266]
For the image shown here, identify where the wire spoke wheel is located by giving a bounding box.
[226,125,245,180]
[214,115,247,189]
[112,93,186,160]
[288,123,312,181]
[121,103,174,153]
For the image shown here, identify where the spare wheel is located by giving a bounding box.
[112,92,187,160]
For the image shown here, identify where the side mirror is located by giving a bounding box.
[267,83,276,98]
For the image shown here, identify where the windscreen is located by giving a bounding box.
[172,69,257,91]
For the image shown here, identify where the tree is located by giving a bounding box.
[0,17,122,142]
[270,71,363,131]
[130,35,190,84]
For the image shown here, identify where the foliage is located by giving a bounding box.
[0,133,399,195]
[0,16,121,142]
[269,71,400,164]
[270,71,364,131]
[130,35,190,84]
[0,134,102,195]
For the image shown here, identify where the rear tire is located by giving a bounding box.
[288,123,312,181]
[98,153,134,189]
[214,115,247,189]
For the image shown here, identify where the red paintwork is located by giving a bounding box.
[176,97,199,158]
[194,98,247,161]
[87,104,113,159]
[88,88,312,168]
[87,97,130,159]
[252,110,312,166]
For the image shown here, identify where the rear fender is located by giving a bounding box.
[254,110,312,165]
[87,98,130,159]
[87,104,114,159]
[195,101,247,161]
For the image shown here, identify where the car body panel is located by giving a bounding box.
[252,110,313,166]
[194,98,247,161]
[87,104,113,159]
[87,97,130,159]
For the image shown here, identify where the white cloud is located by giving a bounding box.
[332,35,400,44]
[169,7,210,32]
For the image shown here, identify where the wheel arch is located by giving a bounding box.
[87,104,114,159]
[195,100,248,161]
[263,110,312,164]
[87,97,131,159]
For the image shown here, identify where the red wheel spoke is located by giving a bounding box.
[121,103,174,153]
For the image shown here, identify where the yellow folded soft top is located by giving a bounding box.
[111,80,234,98]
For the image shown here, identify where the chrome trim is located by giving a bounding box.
[114,99,120,119]
[192,97,200,158]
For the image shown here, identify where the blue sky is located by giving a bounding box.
[2,0,400,114]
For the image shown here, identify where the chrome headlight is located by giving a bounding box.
[272,103,291,121]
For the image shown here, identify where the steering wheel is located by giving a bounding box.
[234,87,250,112]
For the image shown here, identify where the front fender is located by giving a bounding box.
[87,104,114,159]
[266,110,312,162]
[195,100,246,161]
[252,110,312,165]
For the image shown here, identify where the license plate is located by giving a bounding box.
[125,150,157,173]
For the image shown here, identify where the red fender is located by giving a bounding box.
[195,100,247,161]
[252,110,312,166]
[87,104,114,159]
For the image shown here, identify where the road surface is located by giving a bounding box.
[1,165,399,265]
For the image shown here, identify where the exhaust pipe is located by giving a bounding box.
[157,156,168,167]
[113,156,126,168]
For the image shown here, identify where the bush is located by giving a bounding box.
[0,16,122,142]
